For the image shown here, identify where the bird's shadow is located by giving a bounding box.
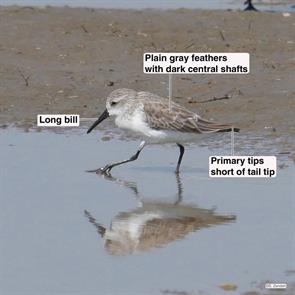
[84,172,236,256]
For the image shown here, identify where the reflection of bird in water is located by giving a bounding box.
[84,174,236,256]
[244,0,258,11]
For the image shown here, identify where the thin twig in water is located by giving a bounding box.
[17,69,30,86]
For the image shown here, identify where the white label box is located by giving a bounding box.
[143,52,249,74]
[209,156,276,178]
[265,283,287,289]
[37,114,79,127]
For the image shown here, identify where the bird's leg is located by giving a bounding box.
[84,210,106,237]
[244,0,257,11]
[101,141,146,173]
[87,141,146,174]
[175,143,185,174]
[174,172,183,204]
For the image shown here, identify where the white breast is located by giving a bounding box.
[115,107,166,139]
[114,106,208,144]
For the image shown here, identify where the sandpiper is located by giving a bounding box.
[87,88,239,174]
[244,0,258,11]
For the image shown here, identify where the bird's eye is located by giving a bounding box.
[111,101,117,106]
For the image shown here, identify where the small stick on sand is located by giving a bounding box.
[81,25,89,33]
[219,30,226,42]
[196,95,231,104]
[17,68,30,86]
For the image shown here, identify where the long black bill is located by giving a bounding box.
[87,109,109,134]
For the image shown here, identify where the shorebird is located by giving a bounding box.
[244,0,258,11]
[87,88,239,174]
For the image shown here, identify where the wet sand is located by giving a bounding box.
[0,6,294,138]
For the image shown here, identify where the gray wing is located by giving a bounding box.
[139,94,233,133]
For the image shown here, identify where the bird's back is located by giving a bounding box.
[135,91,238,134]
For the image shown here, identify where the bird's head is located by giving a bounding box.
[106,88,137,116]
[87,88,137,134]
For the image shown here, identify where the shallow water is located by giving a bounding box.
[1,128,294,295]
[1,0,294,12]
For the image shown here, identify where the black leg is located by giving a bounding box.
[174,172,183,204]
[175,143,185,173]
[84,210,106,237]
[87,141,146,174]
[244,0,258,11]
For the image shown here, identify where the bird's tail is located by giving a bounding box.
[217,127,240,133]
[197,118,240,133]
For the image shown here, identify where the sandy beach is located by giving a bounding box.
[0,6,294,132]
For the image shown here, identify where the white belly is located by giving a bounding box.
[143,130,210,144]
[115,112,210,144]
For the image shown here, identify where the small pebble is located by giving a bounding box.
[219,283,237,291]
[101,136,111,141]
[283,12,291,17]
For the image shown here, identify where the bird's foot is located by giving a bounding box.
[86,164,112,175]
